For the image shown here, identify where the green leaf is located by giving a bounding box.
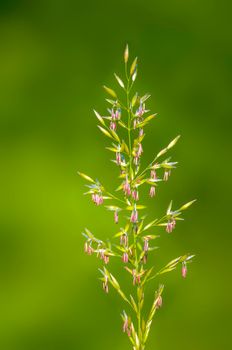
[106,147,119,152]
[77,171,95,183]
[97,125,113,139]
[140,94,151,103]
[136,114,157,128]
[130,295,138,313]
[118,121,128,129]
[105,205,121,211]
[179,199,197,211]
[156,148,168,158]
[105,98,117,105]
[110,129,121,143]
[143,219,158,231]
[93,109,105,126]
[166,200,173,215]
[130,57,138,75]
[159,266,177,275]
[103,85,117,98]
[132,92,138,107]
[126,205,146,210]
[114,73,125,88]
[122,140,130,155]
[167,135,181,149]
[141,267,154,286]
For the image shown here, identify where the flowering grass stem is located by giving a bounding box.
[78,45,196,350]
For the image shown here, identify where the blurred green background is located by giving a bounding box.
[0,0,231,349]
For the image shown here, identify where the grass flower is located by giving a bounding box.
[78,45,196,350]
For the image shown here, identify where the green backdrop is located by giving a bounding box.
[0,1,231,349]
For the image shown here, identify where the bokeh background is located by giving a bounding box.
[0,0,231,349]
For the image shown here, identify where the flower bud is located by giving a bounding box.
[132,189,139,201]
[122,252,129,263]
[110,121,116,131]
[163,170,171,181]
[124,44,129,63]
[182,262,187,278]
[130,209,138,223]
[116,152,121,165]
[166,218,176,233]
[156,295,162,309]
[114,210,119,224]
[150,170,157,179]
[149,186,156,197]
[143,238,149,252]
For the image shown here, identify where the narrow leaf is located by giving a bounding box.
[98,125,113,139]
[179,199,197,211]
[103,85,117,98]
[114,73,125,88]
[167,135,181,149]
[93,109,105,126]
[130,57,138,75]
[78,172,95,183]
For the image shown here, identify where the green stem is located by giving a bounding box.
[126,82,132,179]
[125,61,144,350]
[106,191,126,205]
[137,285,143,349]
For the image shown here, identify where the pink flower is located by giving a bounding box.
[130,209,138,223]
[116,152,121,165]
[166,218,176,233]
[139,128,144,137]
[150,169,157,179]
[99,250,109,264]
[114,210,119,224]
[163,170,171,181]
[92,193,104,205]
[122,317,132,337]
[86,244,93,255]
[137,143,143,157]
[132,269,141,285]
[156,295,162,309]
[120,233,128,246]
[182,262,187,278]
[143,238,149,252]
[104,255,109,264]
[122,317,128,333]
[110,121,116,131]
[136,102,145,117]
[115,109,121,120]
[132,189,139,201]
[122,252,129,263]
[84,242,94,255]
[123,178,131,196]
[149,186,156,197]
